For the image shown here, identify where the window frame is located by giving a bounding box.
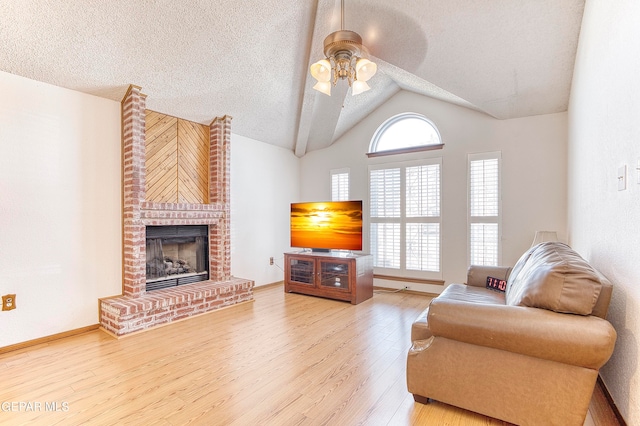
[367,112,444,158]
[368,157,442,280]
[468,151,502,267]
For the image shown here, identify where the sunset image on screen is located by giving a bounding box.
[291,201,363,250]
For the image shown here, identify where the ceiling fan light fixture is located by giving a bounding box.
[351,80,370,96]
[310,59,332,82]
[310,1,376,97]
[313,80,332,96]
[355,58,377,82]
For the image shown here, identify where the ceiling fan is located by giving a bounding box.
[296,0,441,156]
[309,0,378,97]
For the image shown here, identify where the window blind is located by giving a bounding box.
[370,223,400,269]
[331,172,349,201]
[370,168,401,218]
[406,223,440,271]
[406,164,440,217]
[470,223,498,266]
[469,155,500,266]
[369,160,441,277]
[470,159,499,217]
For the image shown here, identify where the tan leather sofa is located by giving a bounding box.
[407,242,617,426]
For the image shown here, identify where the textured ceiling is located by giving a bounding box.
[0,0,585,156]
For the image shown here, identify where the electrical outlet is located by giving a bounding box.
[618,165,627,191]
[269,257,274,265]
[2,294,16,311]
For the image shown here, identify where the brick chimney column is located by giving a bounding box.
[209,115,232,281]
[121,85,147,297]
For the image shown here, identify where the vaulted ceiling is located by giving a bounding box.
[0,0,585,157]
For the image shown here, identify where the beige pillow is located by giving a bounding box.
[506,242,602,315]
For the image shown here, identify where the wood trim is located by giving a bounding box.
[366,143,444,158]
[0,324,100,355]
[374,274,445,286]
[597,375,627,425]
[254,281,284,292]
[373,286,438,298]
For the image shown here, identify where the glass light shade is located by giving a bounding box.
[313,81,332,96]
[351,80,370,96]
[310,59,331,82]
[355,58,377,82]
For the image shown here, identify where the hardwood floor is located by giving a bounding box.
[0,285,619,425]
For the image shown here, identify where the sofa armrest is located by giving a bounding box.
[428,298,616,369]
[466,265,512,287]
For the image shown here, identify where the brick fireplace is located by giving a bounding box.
[99,85,254,337]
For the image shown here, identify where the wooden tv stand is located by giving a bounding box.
[284,252,373,304]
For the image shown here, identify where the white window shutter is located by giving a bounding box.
[469,153,501,266]
[369,159,441,277]
[370,168,401,218]
[331,170,350,201]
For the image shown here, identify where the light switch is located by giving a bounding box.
[618,165,627,191]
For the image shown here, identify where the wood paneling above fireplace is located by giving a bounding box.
[145,110,209,204]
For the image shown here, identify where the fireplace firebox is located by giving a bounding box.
[145,225,209,291]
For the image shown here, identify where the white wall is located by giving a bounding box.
[0,71,300,348]
[568,1,640,423]
[301,90,568,290]
[0,71,122,347]
[230,134,300,287]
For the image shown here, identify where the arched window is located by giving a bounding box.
[367,113,443,280]
[367,113,443,157]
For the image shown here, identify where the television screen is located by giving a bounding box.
[290,201,363,251]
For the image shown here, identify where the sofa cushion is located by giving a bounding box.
[506,242,603,315]
[438,283,506,305]
[412,284,506,342]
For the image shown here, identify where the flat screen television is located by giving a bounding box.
[290,201,363,251]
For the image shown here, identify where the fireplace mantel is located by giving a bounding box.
[99,85,253,337]
[140,202,225,224]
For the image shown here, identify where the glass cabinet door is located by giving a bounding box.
[289,258,315,285]
[319,260,350,290]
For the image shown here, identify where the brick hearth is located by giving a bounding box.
[100,278,253,335]
[99,85,253,337]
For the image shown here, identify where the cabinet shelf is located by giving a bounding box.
[284,252,373,304]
